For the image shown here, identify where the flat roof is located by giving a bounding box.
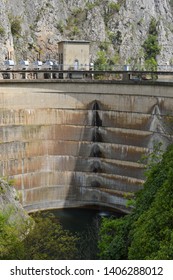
[58,40,90,44]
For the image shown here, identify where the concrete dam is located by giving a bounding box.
[0,80,173,213]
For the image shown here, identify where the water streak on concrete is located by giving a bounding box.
[0,81,173,213]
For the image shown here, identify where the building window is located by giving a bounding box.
[60,53,63,70]
[74,59,79,70]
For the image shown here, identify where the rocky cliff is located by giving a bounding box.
[0,178,29,225]
[0,0,173,67]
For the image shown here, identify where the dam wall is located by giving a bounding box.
[0,80,173,213]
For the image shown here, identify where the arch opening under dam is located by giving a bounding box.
[0,80,173,214]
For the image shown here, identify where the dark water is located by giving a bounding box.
[52,207,122,232]
[50,207,124,259]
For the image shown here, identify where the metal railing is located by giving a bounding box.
[0,69,173,81]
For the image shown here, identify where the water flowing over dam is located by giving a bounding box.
[0,80,173,213]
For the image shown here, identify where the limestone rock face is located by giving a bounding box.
[0,178,29,224]
[0,0,173,66]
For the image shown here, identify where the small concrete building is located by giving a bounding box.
[58,40,90,71]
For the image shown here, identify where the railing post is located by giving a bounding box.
[123,65,131,81]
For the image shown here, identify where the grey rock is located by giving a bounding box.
[0,178,30,227]
[0,0,173,67]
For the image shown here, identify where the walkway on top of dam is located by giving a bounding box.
[0,74,173,99]
[0,69,173,86]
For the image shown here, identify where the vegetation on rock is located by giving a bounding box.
[98,143,173,260]
[0,211,78,260]
[0,0,172,66]
[22,212,79,260]
[0,209,29,259]
[142,18,161,71]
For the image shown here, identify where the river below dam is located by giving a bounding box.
[49,207,124,259]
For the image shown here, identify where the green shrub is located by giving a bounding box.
[0,25,5,36]
[169,0,173,9]
[108,2,121,13]
[142,18,161,72]
[98,144,173,260]
[9,15,22,36]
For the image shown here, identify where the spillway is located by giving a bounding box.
[0,80,173,213]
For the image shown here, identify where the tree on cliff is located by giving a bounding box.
[0,179,31,260]
[142,18,161,71]
[0,210,78,260]
[22,212,78,260]
[98,143,173,259]
[0,210,26,259]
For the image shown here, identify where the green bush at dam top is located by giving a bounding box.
[98,143,173,260]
